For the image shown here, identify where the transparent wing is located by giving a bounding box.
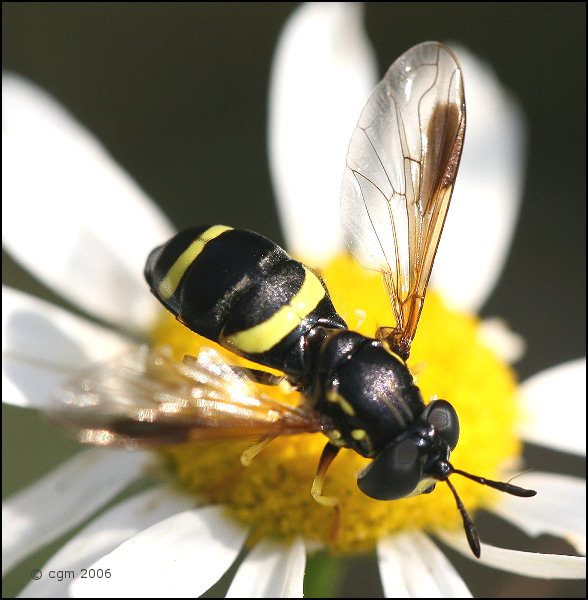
[341,42,465,359]
[50,345,328,448]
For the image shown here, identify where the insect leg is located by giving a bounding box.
[240,434,278,466]
[231,367,285,386]
[311,442,341,540]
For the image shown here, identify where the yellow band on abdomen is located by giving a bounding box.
[227,267,325,354]
[158,225,233,299]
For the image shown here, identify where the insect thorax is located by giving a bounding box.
[305,329,425,458]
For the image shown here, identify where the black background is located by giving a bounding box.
[3,3,585,597]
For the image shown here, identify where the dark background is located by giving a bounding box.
[2,3,585,597]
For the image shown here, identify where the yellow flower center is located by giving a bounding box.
[150,253,521,553]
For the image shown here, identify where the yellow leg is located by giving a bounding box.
[311,443,341,540]
[240,434,276,466]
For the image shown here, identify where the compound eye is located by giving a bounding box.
[423,400,460,450]
[357,438,422,500]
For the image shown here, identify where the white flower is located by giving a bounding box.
[2,3,585,597]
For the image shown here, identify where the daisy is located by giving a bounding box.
[3,3,585,597]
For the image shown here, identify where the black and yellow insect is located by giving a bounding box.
[55,42,535,558]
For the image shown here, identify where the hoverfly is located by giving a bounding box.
[54,42,535,557]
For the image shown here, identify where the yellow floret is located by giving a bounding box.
[151,253,521,553]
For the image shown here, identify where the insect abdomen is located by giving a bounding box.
[145,225,346,376]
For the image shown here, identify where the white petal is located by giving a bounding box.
[3,359,70,412]
[518,358,586,456]
[18,485,198,598]
[69,505,248,598]
[488,472,586,555]
[268,2,377,264]
[437,529,586,579]
[477,317,526,364]
[377,531,472,598]
[2,448,152,575]
[226,537,305,598]
[432,46,526,312]
[2,286,133,408]
[2,73,175,333]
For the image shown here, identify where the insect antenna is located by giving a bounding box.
[444,467,537,557]
[445,477,481,558]
[452,469,537,497]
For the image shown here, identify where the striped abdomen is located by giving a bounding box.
[145,225,346,377]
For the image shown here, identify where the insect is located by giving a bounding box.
[54,42,535,557]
